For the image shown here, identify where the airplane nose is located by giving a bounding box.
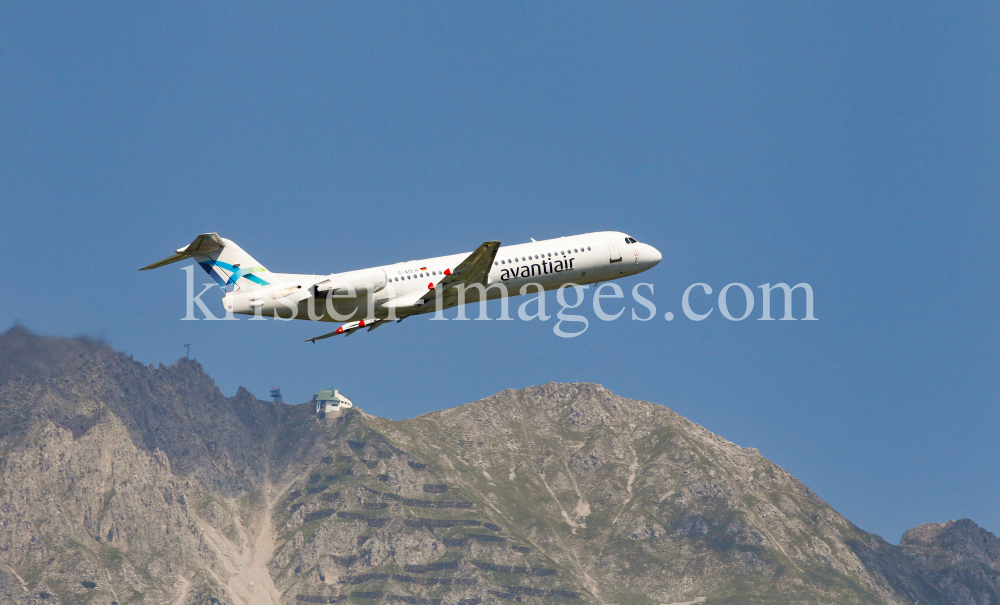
[647,244,662,266]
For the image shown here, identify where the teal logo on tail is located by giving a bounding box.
[198,260,270,292]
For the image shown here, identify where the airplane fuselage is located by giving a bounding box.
[224,231,661,323]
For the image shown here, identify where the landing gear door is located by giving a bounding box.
[606,239,622,263]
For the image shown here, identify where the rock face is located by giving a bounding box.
[0,327,317,605]
[898,521,1000,605]
[0,327,996,605]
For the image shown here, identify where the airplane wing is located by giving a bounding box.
[304,241,501,342]
[305,318,386,342]
[414,240,500,307]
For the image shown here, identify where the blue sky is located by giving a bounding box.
[2,2,997,543]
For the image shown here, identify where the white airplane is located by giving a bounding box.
[140,232,661,341]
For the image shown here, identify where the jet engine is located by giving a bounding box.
[315,269,387,298]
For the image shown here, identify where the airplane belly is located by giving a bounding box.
[300,296,372,322]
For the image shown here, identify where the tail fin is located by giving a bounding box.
[139,232,279,292]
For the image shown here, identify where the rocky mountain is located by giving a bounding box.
[897,521,1000,604]
[0,326,996,605]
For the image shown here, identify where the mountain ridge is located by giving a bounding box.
[0,327,996,605]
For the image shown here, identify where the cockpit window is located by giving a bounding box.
[624,237,637,244]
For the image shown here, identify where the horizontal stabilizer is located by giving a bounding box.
[139,233,225,271]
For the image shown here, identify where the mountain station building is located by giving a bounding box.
[313,388,353,419]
